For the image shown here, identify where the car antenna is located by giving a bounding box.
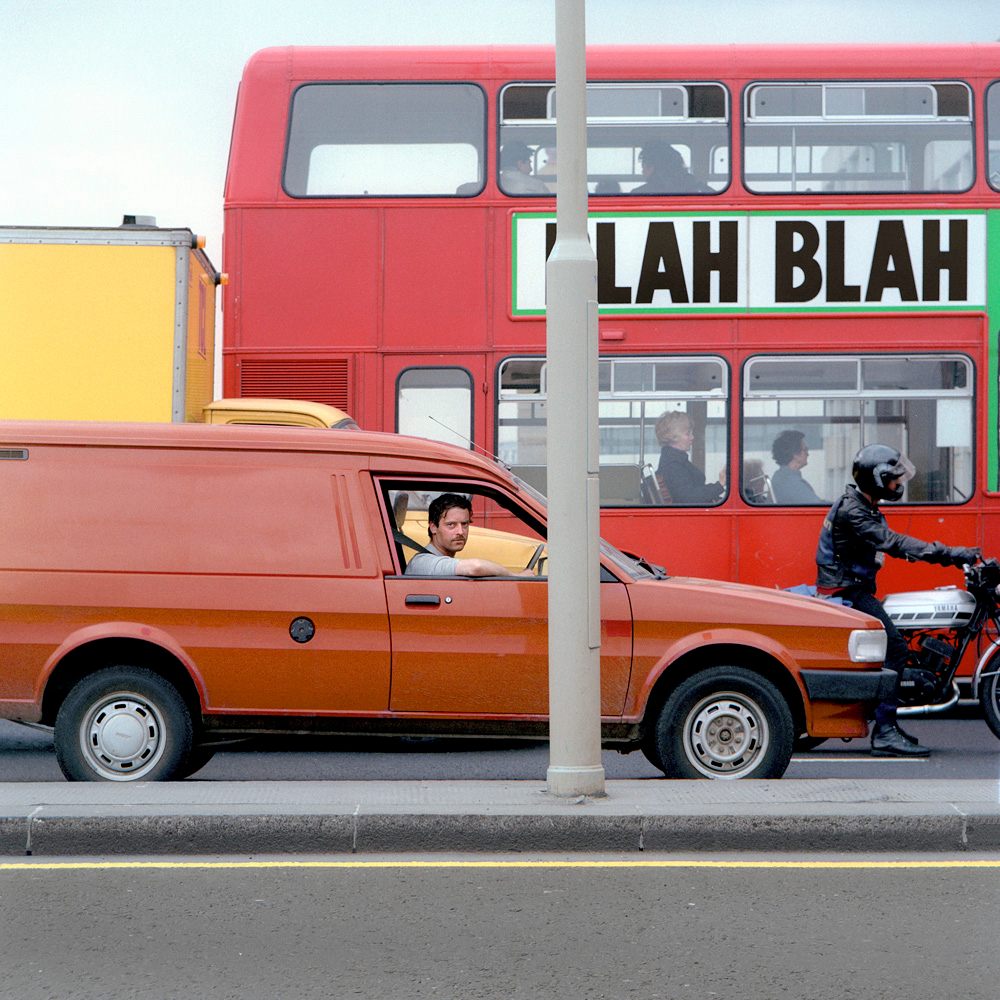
[426,415,510,469]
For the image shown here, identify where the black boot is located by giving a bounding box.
[871,722,930,758]
[894,721,920,746]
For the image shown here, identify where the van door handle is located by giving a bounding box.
[405,594,441,607]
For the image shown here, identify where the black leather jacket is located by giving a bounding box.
[815,484,973,593]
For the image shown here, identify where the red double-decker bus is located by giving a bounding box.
[223,43,1000,595]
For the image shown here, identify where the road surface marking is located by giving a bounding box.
[4,859,1000,871]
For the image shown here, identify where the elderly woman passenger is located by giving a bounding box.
[655,411,725,504]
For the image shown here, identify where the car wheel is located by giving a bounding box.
[640,729,665,771]
[54,666,193,782]
[654,666,794,779]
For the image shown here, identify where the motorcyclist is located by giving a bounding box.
[816,444,981,758]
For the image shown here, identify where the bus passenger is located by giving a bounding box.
[405,493,533,577]
[499,141,551,195]
[632,140,709,194]
[771,430,825,504]
[537,147,558,191]
[655,411,725,505]
[743,458,771,504]
[816,444,980,758]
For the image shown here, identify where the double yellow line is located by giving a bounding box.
[3,858,1000,871]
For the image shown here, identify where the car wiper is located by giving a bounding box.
[623,551,668,579]
[640,558,668,579]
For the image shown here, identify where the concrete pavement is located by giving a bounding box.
[1,778,999,856]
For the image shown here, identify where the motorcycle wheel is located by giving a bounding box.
[979,665,1000,741]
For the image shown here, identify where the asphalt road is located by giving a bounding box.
[2,854,999,999]
[2,712,998,782]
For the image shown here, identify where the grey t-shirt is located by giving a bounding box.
[405,542,460,576]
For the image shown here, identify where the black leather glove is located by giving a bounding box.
[950,546,981,566]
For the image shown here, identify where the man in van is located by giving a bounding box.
[405,493,531,577]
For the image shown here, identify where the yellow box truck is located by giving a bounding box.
[0,221,220,422]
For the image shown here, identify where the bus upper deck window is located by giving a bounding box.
[284,83,486,197]
[744,80,974,195]
[498,81,729,196]
[987,81,1000,192]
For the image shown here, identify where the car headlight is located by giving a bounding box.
[848,628,887,663]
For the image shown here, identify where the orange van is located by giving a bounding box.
[0,420,890,782]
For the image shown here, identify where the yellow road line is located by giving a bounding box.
[4,859,1000,871]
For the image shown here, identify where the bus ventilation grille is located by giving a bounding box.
[238,358,351,410]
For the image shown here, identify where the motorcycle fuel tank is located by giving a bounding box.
[883,587,976,629]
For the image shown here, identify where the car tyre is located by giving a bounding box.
[640,729,665,771]
[54,666,194,782]
[654,666,794,779]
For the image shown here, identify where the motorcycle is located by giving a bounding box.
[882,558,1000,734]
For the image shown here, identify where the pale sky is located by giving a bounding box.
[2,0,999,268]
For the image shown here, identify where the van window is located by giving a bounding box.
[382,481,547,577]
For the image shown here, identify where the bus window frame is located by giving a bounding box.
[495,353,730,507]
[741,78,976,195]
[740,351,975,507]
[497,79,731,197]
[986,79,1000,193]
[281,80,489,199]
[395,365,476,448]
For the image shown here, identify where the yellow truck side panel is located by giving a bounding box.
[0,227,218,422]
[184,249,217,423]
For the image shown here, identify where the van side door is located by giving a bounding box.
[380,482,631,717]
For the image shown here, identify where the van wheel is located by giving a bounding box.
[54,667,193,782]
[640,730,664,771]
[654,667,794,779]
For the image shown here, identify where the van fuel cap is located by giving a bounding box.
[289,617,316,643]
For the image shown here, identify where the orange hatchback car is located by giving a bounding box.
[0,421,890,781]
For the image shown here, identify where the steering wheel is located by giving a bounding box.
[525,543,546,574]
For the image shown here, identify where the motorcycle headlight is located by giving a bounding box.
[849,628,887,663]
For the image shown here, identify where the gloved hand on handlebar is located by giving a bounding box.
[949,546,982,566]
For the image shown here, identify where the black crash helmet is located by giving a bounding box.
[852,444,914,502]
